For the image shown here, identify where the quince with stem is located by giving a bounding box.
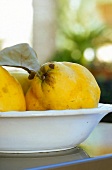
[25,62,100,110]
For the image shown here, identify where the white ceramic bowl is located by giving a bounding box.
[0,103,112,153]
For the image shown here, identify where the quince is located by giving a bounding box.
[0,66,26,111]
[25,62,100,110]
[9,70,32,95]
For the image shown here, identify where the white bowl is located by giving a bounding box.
[0,103,112,153]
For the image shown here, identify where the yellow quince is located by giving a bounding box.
[0,66,26,111]
[9,70,32,95]
[25,62,100,110]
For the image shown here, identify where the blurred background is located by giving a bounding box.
[0,0,112,121]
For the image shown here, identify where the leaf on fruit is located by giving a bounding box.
[0,43,40,74]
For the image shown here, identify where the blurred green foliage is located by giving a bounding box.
[52,0,112,66]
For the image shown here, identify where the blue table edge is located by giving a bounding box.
[25,153,112,170]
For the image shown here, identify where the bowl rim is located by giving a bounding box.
[0,103,112,118]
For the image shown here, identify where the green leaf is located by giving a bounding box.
[0,43,41,74]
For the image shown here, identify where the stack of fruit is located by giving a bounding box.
[0,43,100,112]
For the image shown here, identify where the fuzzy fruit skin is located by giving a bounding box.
[10,71,32,95]
[25,62,100,111]
[0,66,26,111]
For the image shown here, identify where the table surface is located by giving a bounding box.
[80,122,112,157]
